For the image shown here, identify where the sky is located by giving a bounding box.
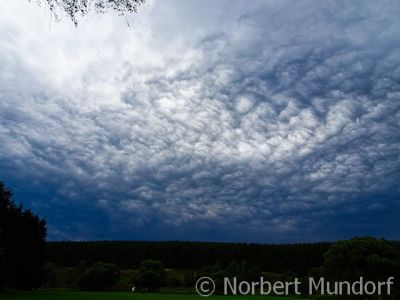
[0,0,399,242]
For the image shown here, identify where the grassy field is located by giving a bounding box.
[0,291,303,300]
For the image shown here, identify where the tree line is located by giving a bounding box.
[44,238,400,298]
[47,240,331,275]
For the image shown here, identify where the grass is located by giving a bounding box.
[0,291,304,300]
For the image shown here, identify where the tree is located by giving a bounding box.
[134,260,165,291]
[76,261,121,291]
[32,0,145,26]
[226,260,261,282]
[323,237,400,297]
[0,181,47,290]
[165,271,182,287]
[324,237,400,281]
[182,270,195,287]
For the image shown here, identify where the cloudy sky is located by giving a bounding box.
[0,0,399,242]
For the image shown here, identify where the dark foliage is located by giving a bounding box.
[47,240,331,275]
[324,237,400,281]
[32,0,145,25]
[165,271,181,287]
[182,270,196,287]
[0,181,47,290]
[323,237,400,297]
[134,260,165,291]
[197,260,262,294]
[40,238,400,294]
[76,261,121,291]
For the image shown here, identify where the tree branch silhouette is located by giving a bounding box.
[32,0,145,26]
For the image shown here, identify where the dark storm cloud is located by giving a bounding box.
[0,0,399,241]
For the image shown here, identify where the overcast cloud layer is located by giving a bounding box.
[0,0,399,242]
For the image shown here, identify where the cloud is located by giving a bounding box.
[0,0,399,241]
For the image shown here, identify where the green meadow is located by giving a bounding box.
[0,291,303,300]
